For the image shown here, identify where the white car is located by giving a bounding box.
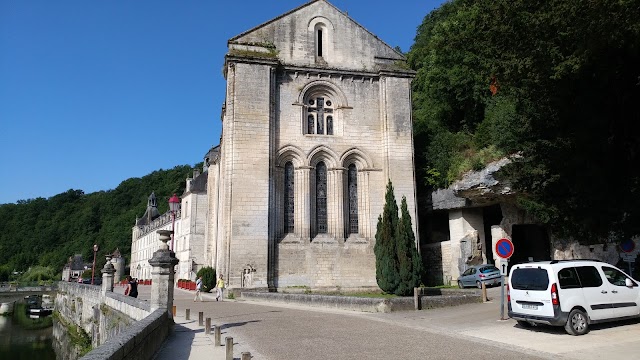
[508,260,639,335]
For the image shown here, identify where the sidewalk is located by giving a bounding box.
[152,288,254,360]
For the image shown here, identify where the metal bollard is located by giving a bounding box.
[198,311,203,326]
[172,305,176,317]
[214,325,221,346]
[241,352,251,360]
[225,337,234,360]
[185,308,190,320]
[205,318,211,334]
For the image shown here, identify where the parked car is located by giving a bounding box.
[458,264,502,289]
[508,259,640,335]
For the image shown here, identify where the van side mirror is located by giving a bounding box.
[625,278,636,287]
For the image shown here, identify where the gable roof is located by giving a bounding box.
[228,0,403,60]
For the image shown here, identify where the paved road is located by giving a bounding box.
[124,284,640,360]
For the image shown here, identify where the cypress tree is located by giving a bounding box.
[395,196,423,296]
[374,180,400,293]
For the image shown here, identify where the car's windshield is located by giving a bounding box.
[511,268,549,290]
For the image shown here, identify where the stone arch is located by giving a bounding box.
[340,148,374,169]
[297,80,349,109]
[276,145,305,168]
[307,145,339,168]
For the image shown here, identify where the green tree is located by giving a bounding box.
[196,266,216,293]
[374,180,400,293]
[395,196,423,296]
[408,0,640,242]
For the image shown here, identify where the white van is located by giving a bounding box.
[508,260,640,335]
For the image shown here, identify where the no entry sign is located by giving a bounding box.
[495,238,514,259]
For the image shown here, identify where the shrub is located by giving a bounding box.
[196,267,216,293]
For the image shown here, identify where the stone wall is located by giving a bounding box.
[56,282,151,347]
[277,241,376,288]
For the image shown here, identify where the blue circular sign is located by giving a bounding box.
[620,239,635,253]
[496,238,514,259]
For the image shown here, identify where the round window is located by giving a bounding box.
[326,100,332,106]
[308,99,315,105]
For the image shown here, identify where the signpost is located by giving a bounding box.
[495,238,514,320]
[620,239,637,275]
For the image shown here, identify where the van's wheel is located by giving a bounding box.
[476,281,483,289]
[565,309,589,335]
[458,281,464,289]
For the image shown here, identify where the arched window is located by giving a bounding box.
[316,162,327,234]
[305,96,333,135]
[348,164,358,234]
[284,162,294,233]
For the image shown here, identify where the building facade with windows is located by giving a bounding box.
[206,0,418,290]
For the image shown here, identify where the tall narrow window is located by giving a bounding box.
[307,114,315,134]
[317,29,323,57]
[327,116,333,135]
[348,164,358,234]
[316,162,327,234]
[284,162,295,233]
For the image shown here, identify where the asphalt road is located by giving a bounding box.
[132,284,640,360]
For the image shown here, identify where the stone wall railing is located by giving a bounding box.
[56,231,178,360]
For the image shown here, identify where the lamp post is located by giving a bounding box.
[168,194,180,251]
[91,244,99,285]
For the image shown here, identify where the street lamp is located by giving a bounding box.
[168,194,180,251]
[91,244,99,285]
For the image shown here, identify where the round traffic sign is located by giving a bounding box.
[495,238,514,259]
[620,239,636,253]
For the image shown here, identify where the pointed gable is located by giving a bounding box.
[228,0,404,71]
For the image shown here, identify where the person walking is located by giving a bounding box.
[194,276,204,302]
[215,275,225,301]
[125,275,138,298]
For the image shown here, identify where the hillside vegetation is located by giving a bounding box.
[408,0,640,242]
[0,165,197,280]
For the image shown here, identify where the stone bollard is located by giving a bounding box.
[172,305,176,317]
[481,282,488,302]
[225,337,233,360]
[241,352,251,360]
[205,318,211,334]
[186,308,190,320]
[101,257,116,296]
[198,311,203,326]
[414,287,420,310]
[148,229,179,318]
[215,325,221,346]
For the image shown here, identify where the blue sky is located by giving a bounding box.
[0,0,444,204]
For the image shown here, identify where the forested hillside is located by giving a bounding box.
[408,0,640,242]
[0,164,197,279]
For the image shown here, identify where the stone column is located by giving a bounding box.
[296,167,312,241]
[330,168,345,240]
[149,229,179,317]
[100,255,116,296]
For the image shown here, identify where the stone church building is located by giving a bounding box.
[205,0,418,290]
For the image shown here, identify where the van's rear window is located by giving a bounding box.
[511,268,549,290]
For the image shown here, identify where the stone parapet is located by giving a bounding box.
[240,290,481,313]
[79,308,171,360]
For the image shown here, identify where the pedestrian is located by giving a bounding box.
[215,275,225,301]
[194,276,204,302]
[125,275,138,298]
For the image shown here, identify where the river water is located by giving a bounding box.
[0,314,56,360]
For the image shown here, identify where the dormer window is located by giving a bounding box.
[306,96,333,135]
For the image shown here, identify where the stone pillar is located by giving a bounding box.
[296,167,312,240]
[148,229,179,317]
[329,168,345,240]
[100,255,116,296]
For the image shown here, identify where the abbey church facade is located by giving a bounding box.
[131,0,418,290]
